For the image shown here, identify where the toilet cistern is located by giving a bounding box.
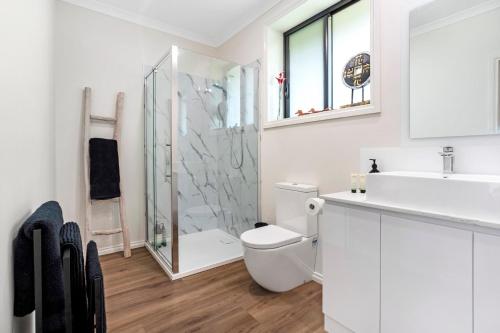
[439,146,454,175]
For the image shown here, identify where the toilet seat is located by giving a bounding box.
[240,225,302,250]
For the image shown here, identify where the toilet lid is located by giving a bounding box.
[240,225,302,249]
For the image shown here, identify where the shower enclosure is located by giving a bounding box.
[145,46,260,278]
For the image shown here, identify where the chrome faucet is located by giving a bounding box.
[438,146,454,175]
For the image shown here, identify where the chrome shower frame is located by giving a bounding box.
[144,46,180,273]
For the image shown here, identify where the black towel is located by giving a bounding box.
[86,241,107,333]
[13,201,65,333]
[89,138,121,200]
[60,222,88,333]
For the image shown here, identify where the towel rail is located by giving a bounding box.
[33,229,73,333]
[62,249,73,333]
[33,229,43,333]
[94,278,105,333]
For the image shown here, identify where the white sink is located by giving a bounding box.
[366,171,500,222]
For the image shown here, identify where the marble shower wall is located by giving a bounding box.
[215,63,260,237]
[176,64,259,238]
[177,73,221,235]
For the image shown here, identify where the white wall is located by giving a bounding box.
[217,0,402,223]
[54,1,217,252]
[0,0,55,331]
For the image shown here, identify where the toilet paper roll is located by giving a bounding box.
[305,198,325,216]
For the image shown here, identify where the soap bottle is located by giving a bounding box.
[369,159,380,173]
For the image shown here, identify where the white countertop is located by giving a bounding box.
[320,191,500,230]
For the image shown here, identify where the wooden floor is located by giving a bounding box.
[101,247,325,333]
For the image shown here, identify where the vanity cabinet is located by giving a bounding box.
[474,233,500,333]
[322,204,380,333]
[380,214,473,333]
[321,196,500,333]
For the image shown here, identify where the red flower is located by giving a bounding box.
[275,72,286,86]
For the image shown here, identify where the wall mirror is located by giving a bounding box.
[409,0,500,138]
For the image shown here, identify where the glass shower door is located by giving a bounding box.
[145,51,175,271]
[154,56,174,268]
[145,73,156,248]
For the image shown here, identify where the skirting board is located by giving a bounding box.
[312,271,323,284]
[324,316,354,333]
[98,240,144,255]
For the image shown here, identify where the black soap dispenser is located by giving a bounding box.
[369,159,380,173]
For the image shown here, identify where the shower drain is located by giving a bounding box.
[219,238,236,245]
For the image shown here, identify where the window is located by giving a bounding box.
[284,0,371,118]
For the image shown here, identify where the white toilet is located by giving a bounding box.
[240,182,319,292]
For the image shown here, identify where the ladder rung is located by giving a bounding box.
[91,198,119,203]
[92,228,122,235]
[90,115,116,123]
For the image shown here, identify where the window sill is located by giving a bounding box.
[263,104,379,129]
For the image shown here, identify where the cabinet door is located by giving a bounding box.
[381,214,473,333]
[322,204,380,333]
[475,232,500,333]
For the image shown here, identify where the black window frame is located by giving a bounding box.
[283,0,361,118]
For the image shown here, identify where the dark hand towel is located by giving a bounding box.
[86,241,107,333]
[89,138,121,200]
[14,201,65,333]
[60,222,88,333]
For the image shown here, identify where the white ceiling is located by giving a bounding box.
[410,0,494,28]
[62,0,282,47]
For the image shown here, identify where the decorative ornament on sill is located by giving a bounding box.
[275,71,286,120]
[295,107,332,117]
[342,52,371,109]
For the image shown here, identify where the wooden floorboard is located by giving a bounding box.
[101,247,325,333]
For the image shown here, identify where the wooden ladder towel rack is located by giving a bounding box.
[83,87,131,258]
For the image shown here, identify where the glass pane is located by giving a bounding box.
[155,57,173,265]
[242,63,258,126]
[239,61,259,233]
[288,19,325,116]
[145,73,155,248]
[174,48,259,273]
[226,65,241,127]
[331,0,371,109]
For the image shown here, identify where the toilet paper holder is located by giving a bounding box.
[305,198,325,216]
